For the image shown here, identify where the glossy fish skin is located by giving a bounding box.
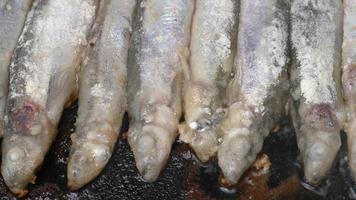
[342,0,356,180]
[67,0,136,191]
[1,0,97,196]
[0,0,33,138]
[290,0,344,185]
[128,0,194,182]
[218,0,289,184]
[179,0,238,162]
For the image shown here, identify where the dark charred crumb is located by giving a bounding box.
[0,106,353,199]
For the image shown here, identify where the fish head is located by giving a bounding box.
[1,134,46,196]
[298,104,342,185]
[1,100,54,196]
[128,124,173,182]
[217,102,264,184]
[67,135,112,191]
[67,122,117,190]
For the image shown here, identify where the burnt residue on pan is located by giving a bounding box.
[0,103,355,199]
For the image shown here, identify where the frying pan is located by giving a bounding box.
[0,103,354,199]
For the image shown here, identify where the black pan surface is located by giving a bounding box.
[0,103,354,200]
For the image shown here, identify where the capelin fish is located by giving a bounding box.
[342,0,356,180]
[67,0,136,191]
[290,0,344,185]
[218,0,289,184]
[0,0,33,138]
[1,0,97,196]
[178,0,238,162]
[127,0,194,181]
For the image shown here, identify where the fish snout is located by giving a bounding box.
[1,137,41,197]
[218,132,263,185]
[132,125,172,182]
[300,128,341,185]
[67,144,110,191]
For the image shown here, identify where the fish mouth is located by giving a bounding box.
[129,124,174,182]
[298,128,341,186]
[67,137,112,191]
[2,153,35,198]
[1,100,55,195]
[1,134,43,196]
[67,152,103,191]
[218,131,263,185]
[2,164,30,197]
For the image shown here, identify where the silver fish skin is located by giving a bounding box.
[218,0,289,184]
[290,0,344,185]
[128,0,194,182]
[67,0,136,191]
[178,0,238,162]
[1,0,97,196]
[0,0,33,138]
[342,0,356,180]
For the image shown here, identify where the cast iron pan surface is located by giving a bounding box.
[0,103,355,200]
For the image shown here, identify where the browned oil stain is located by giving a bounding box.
[237,168,301,200]
[182,153,302,200]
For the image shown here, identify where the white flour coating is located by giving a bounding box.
[342,0,356,178]
[179,0,238,162]
[10,0,96,104]
[197,0,235,77]
[217,0,289,185]
[90,83,113,100]
[132,0,194,126]
[290,0,344,185]
[66,0,135,189]
[291,0,341,104]
[238,0,288,108]
[0,0,32,137]
[89,83,115,112]
[127,0,194,182]
[2,0,98,194]
[138,0,191,91]
[127,0,194,111]
[8,0,38,100]
[342,0,356,67]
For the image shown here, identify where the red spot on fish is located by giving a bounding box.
[307,104,337,130]
[12,100,42,134]
[310,104,331,120]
